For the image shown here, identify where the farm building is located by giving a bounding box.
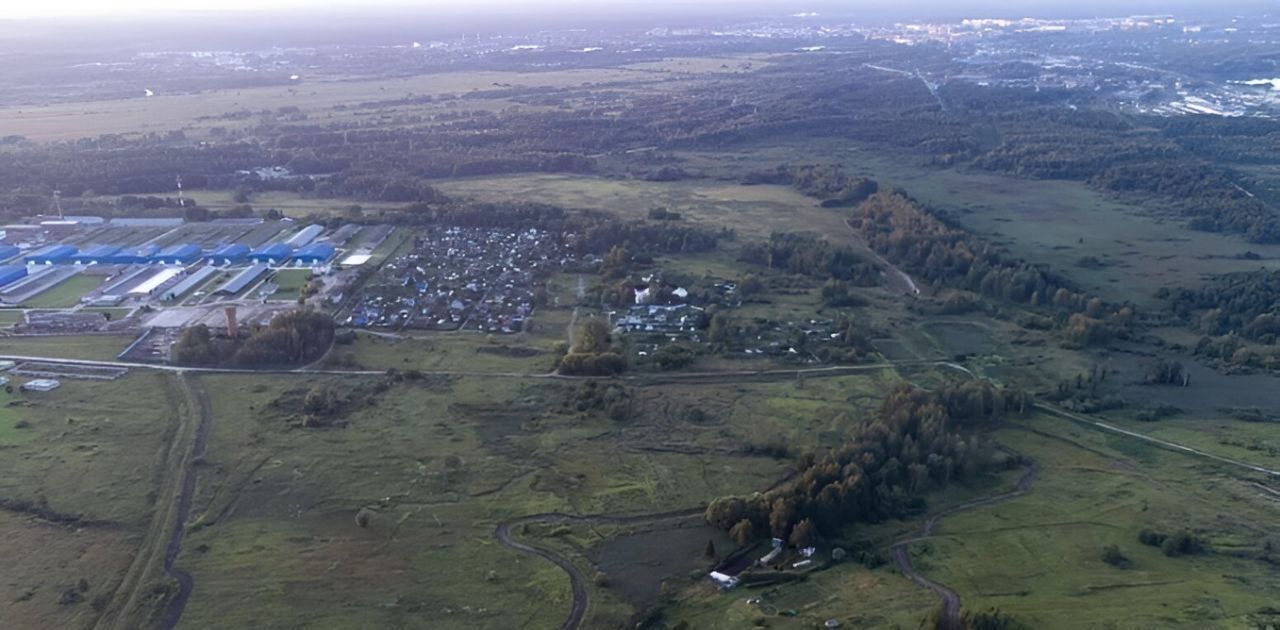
[111,244,161,265]
[153,244,201,265]
[249,243,291,265]
[71,245,123,265]
[339,252,372,267]
[129,268,182,296]
[0,265,27,287]
[24,245,77,265]
[285,224,325,248]
[0,245,20,261]
[206,243,250,265]
[323,224,361,246]
[162,265,220,301]
[216,263,269,295]
[110,217,183,227]
[292,243,336,265]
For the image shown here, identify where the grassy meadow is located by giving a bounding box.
[0,372,178,630]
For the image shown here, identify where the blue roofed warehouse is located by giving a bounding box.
[292,242,335,266]
[206,243,250,265]
[71,245,123,265]
[249,243,291,265]
[153,244,201,265]
[25,245,77,265]
[0,265,27,287]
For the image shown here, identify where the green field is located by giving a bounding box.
[0,373,178,630]
[163,366,906,630]
[269,268,313,301]
[0,309,25,326]
[672,141,1280,307]
[21,274,104,308]
[0,333,133,361]
[916,416,1280,629]
[437,174,854,244]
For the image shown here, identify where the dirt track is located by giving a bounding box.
[156,375,214,630]
[889,462,1039,630]
[492,509,702,630]
[89,374,210,630]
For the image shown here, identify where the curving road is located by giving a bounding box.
[492,509,703,630]
[890,462,1039,630]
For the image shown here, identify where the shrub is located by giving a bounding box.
[1138,528,1167,547]
[1161,531,1205,557]
[1102,545,1132,569]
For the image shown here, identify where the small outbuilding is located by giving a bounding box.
[22,378,61,392]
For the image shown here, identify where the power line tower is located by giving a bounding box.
[175,174,185,206]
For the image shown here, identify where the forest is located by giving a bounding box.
[849,192,1136,346]
[1163,270,1280,344]
[704,382,1028,543]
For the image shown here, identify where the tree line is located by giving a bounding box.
[850,191,1136,346]
[704,382,1029,546]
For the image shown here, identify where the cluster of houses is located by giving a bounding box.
[346,227,573,333]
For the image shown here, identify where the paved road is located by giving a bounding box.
[890,462,1039,630]
[1035,404,1280,478]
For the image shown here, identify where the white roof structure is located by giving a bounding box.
[23,378,60,391]
[340,253,372,266]
[129,268,182,295]
[708,571,739,589]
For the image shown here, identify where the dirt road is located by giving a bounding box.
[890,462,1039,630]
[90,374,210,630]
[492,509,702,630]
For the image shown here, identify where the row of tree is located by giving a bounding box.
[738,232,881,287]
[705,382,1028,546]
[742,164,879,207]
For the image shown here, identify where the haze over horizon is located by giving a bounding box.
[2,0,1274,21]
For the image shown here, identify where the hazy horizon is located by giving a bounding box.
[2,0,1275,21]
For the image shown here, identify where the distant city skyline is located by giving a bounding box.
[3,0,1274,20]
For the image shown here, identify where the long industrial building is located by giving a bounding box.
[285,224,325,248]
[0,265,27,287]
[206,243,250,265]
[292,243,336,265]
[216,263,269,295]
[249,243,291,264]
[25,245,78,265]
[162,265,220,301]
[153,244,202,265]
[129,268,182,296]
